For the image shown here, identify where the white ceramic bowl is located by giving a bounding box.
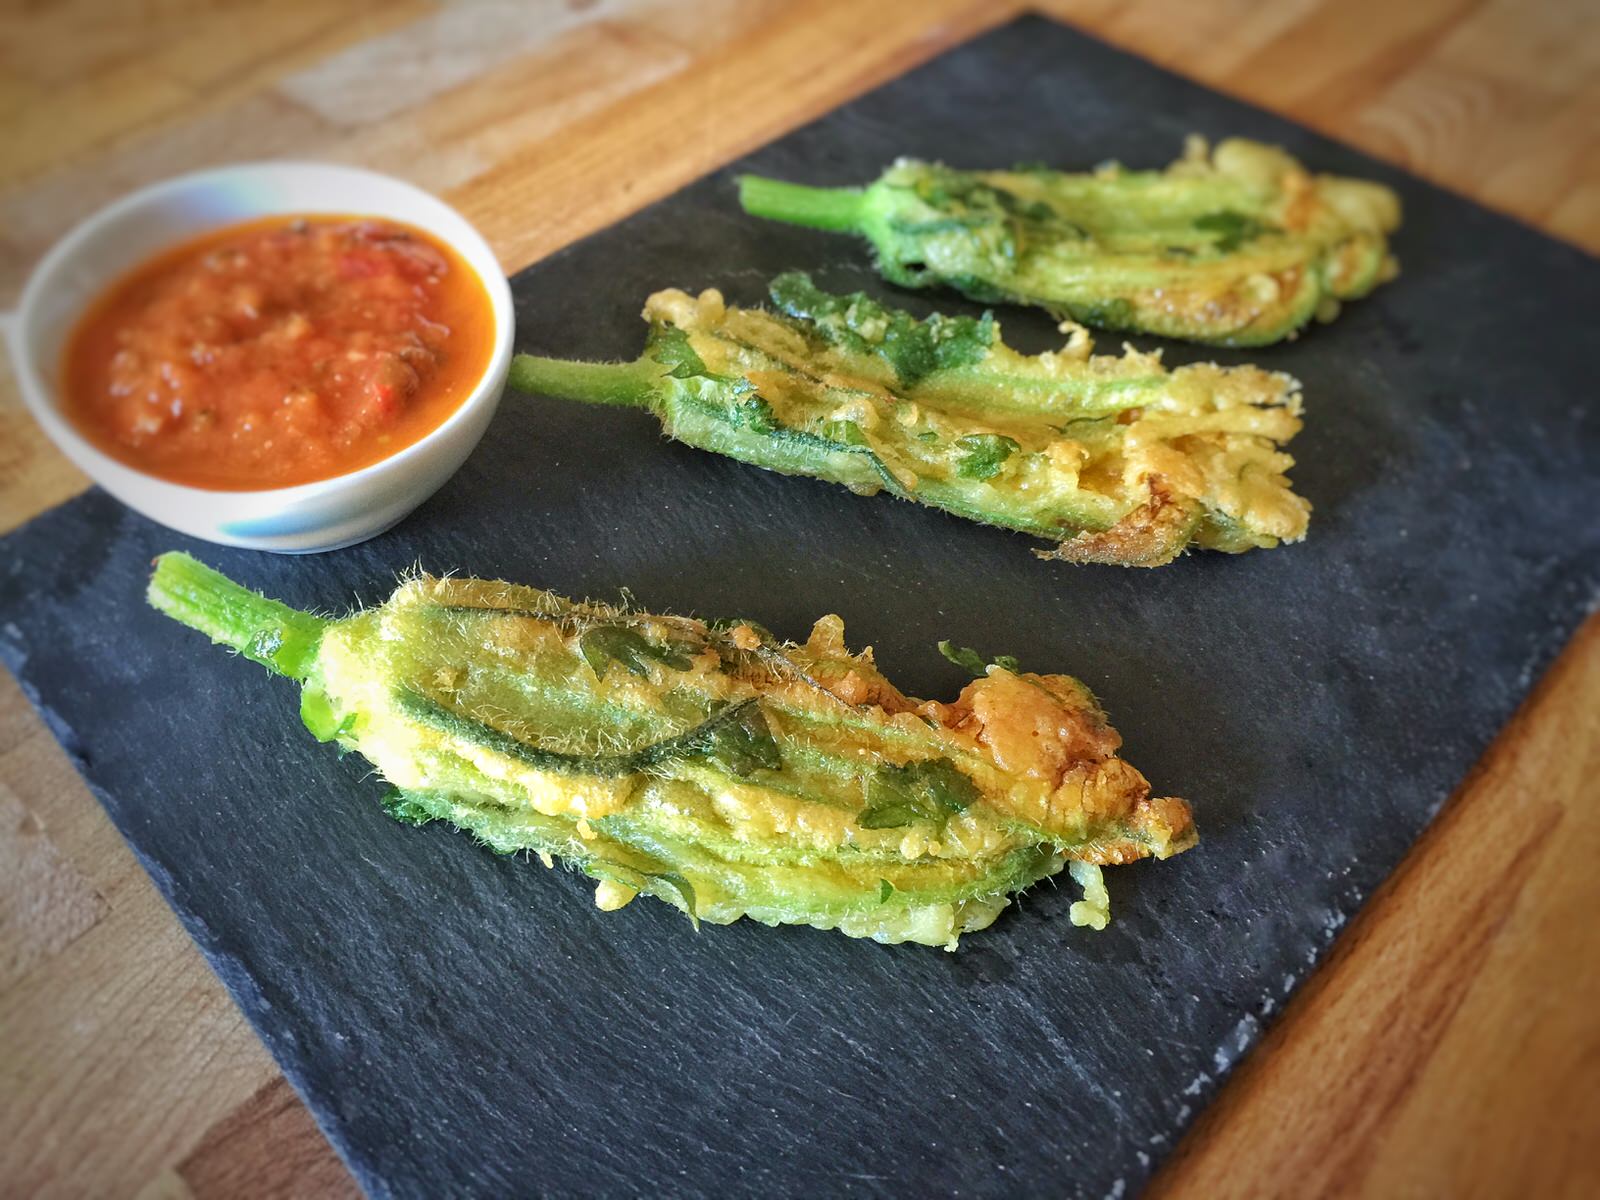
[7,162,514,553]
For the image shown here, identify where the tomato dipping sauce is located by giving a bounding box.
[62,214,495,490]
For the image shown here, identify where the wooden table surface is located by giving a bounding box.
[2,2,1596,1197]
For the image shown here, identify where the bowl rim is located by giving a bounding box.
[9,159,516,503]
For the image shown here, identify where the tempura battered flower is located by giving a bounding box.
[148,553,1196,949]
[510,273,1309,567]
[738,137,1401,346]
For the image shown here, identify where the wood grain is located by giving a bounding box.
[0,2,1595,1196]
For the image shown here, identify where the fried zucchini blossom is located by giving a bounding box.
[149,553,1196,948]
[739,137,1401,346]
[511,272,1309,567]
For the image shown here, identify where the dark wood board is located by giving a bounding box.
[2,15,1596,1199]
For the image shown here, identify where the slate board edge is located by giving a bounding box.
[0,628,371,1192]
[0,13,1595,1200]
[1029,17,1599,268]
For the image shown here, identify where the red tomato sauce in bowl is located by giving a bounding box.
[61,214,496,490]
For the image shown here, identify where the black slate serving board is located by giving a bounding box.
[4,15,1597,1198]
